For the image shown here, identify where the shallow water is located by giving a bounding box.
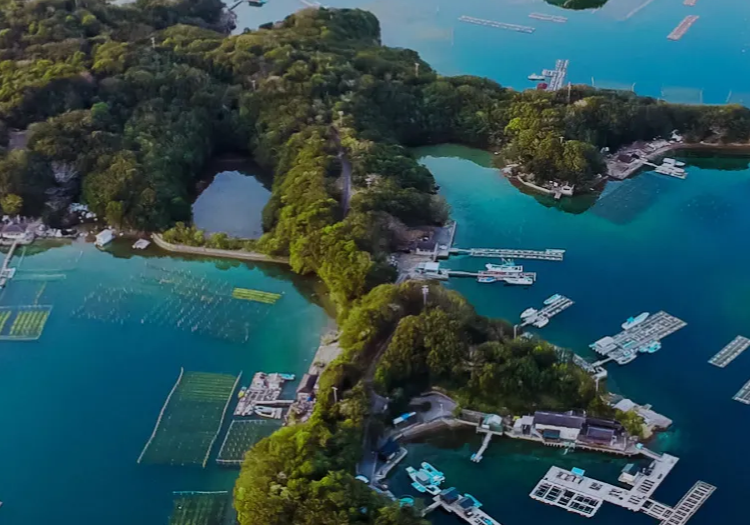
[400,144,750,524]
[0,240,328,525]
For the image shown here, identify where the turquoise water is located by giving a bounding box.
[193,162,271,239]
[236,0,750,104]
[0,240,329,525]
[402,144,750,524]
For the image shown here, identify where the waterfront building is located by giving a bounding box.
[95,229,115,247]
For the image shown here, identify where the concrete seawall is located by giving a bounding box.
[151,234,290,265]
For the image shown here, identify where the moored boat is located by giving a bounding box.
[544,294,562,305]
[504,276,533,286]
[533,316,549,328]
[477,275,497,283]
[255,406,283,419]
[278,373,296,381]
[420,462,445,483]
[622,312,649,331]
[237,386,247,399]
[485,262,523,273]
[639,341,662,354]
[521,307,538,319]
[528,73,546,81]
[617,350,637,365]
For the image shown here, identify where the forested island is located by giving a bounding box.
[1,2,748,524]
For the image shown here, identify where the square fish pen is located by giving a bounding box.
[216,420,282,466]
[0,305,53,341]
[138,369,241,467]
[169,491,231,525]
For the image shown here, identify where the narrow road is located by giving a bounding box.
[331,128,351,216]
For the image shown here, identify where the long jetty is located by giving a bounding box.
[708,336,750,368]
[450,247,564,261]
[543,59,569,91]
[458,15,535,34]
[668,15,699,41]
[530,451,715,524]
[529,12,567,23]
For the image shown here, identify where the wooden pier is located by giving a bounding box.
[458,15,535,34]
[732,378,750,404]
[529,451,714,524]
[529,12,567,23]
[667,15,699,41]
[708,336,750,368]
[520,295,574,328]
[450,247,564,261]
[471,431,494,463]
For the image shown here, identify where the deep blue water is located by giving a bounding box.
[402,144,750,525]
[0,241,329,525]
[235,0,750,104]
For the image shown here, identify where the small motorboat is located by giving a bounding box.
[504,276,534,286]
[521,307,538,319]
[533,316,549,328]
[278,373,296,381]
[477,275,497,283]
[622,312,649,331]
[237,386,247,399]
[255,406,282,419]
[528,73,546,81]
[420,462,445,484]
[544,294,562,305]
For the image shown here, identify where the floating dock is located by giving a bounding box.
[450,247,564,261]
[542,59,569,91]
[529,12,567,23]
[667,15,699,41]
[590,311,686,365]
[424,492,502,525]
[708,336,750,368]
[732,379,750,404]
[530,451,714,524]
[458,15,535,34]
[520,295,574,328]
[0,239,19,289]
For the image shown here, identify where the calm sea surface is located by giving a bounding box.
[0,241,329,525]
[401,144,750,525]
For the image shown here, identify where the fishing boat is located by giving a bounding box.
[504,276,533,286]
[622,312,649,330]
[278,373,296,381]
[528,73,546,81]
[420,462,445,484]
[544,294,562,305]
[521,307,538,319]
[407,466,441,494]
[485,262,523,273]
[639,341,662,354]
[237,386,247,399]
[533,316,549,328]
[477,275,497,283]
[255,406,283,419]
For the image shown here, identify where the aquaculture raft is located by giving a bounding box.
[216,419,282,466]
[138,369,241,467]
[169,491,230,525]
[0,305,53,341]
[231,288,282,304]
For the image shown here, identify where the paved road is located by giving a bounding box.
[410,392,457,423]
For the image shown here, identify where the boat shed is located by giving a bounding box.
[533,411,585,441]
[439,487,461,504]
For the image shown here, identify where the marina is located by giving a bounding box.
[528,13,567,23]
[668,15,700,41]
[529,451,714,524]
[457,15,535,34]
[731,379,750,404]
[708,336,750,367]
[450,247,564,261]
[519,294,574,328]
[590,311,687,365]
[542,59,569,91]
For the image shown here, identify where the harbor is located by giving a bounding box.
[233,372,295,417]
[590,311,687,365]
[542,59,569,91]
[708,336,750,367]
[668,15,700,41]
[457,15,535,34]
[530,454,715,524]
[519,294,574,328]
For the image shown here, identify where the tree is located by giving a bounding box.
[1,193,22,215]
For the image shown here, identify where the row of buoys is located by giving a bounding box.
[232,288,282,304]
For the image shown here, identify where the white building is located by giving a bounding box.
[95,229,115,247]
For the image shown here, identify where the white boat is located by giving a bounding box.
[622,312,649,331]
[528,73,546,81]
[639,341,662,354]
[420,462,445,484]
[533,316,549,328]
[424,484,441,495]
[485,263,523,273]
[616,350,637,365]
[504,276,533,286]
[477,275,497,283]
[544,294,562,305]
[255,406,282,419]
[521,307,538,319]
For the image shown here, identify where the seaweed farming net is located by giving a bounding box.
[169,492,230,525]
[0,305,53,340]
[71,265,281,343]
[138,370,240,467]
[660,86,704,105]
[216,420,282,466]
[590,78,636,93]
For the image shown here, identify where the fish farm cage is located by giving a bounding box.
[169,491,231,525]
[216,420,282,466]
[71,265,282,343]
[138,369,241,467]
[0,305,53,341]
